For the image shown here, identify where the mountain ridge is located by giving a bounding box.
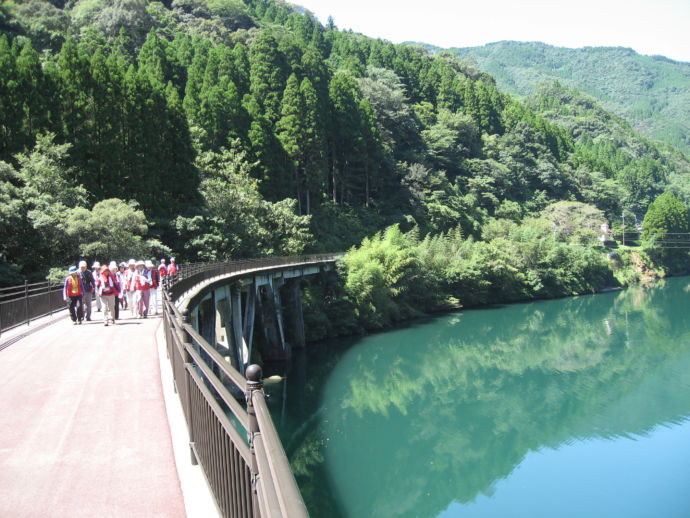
[411,40,690,154]
[412,40,690,65]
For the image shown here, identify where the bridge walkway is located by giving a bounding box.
[0,310,186,518]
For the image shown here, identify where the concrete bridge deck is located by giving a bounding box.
[0,311,186,518]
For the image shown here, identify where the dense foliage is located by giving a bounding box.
[450,41,690,154]
[303,211,615,337]
[304,190,690,339]
[641,191,688,240]
[1,1,689,295]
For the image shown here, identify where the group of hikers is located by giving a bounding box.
[62,257,178,326]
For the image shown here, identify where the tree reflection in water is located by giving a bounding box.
[266,278,690,518]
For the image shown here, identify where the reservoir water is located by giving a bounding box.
[266,277,690,518]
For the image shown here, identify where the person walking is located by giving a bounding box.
[109,261,121,320]
[117,262,128,310]
[63,266,84,325]
[134,260,153,318]
[92,261,102,312]
[158,258,167,292]
[97,264,119,326]
[125,259,137,316]
[167,257,178,279]
[147,260,159,315]
[78,260,95,321]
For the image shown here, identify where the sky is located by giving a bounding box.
[292,0,690,63]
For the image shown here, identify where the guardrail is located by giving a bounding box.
[0,281,65,338]
[163,254,341,518]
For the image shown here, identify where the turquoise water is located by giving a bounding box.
[266,278,690,518]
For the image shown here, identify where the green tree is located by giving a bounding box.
[641,191,689,252]
[11,134,86,276]
[421,109,479,176]
[299,77,327,214]
[249,30,288,122]
[275,73,327,214]
[71,0,153,48]
[182,38,210,124]
[541,201,606,243]
[276,73,304,203]
[328,71,369,204]
[343,225,424,329]
[14,0,69,52]
[66,198,166,260]
[245,94,290,200]
[137,30,171,88]
[174,143,311,261]
[358,66,420,163]
[0,160,31,284]
[0,35,23,159]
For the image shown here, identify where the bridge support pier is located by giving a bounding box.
[289,279,306,349]
[198,294,215,347]
[213,286,234,358]
[242,282,257,374]
[231,285,246,372]
[255,279,289,362]
[272,278,286,353]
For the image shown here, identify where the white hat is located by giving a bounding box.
[128,259,135,265]
[160,258,166,263]
[170,257,175,261]
[79,260,87,268]
[92,261,100,268]
[135,260,145,266]
[145,260,153,268]
[109,261,118,270]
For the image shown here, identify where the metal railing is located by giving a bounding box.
[0,280,66,337]
[162,254,341,518]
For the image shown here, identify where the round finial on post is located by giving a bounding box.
[245,364,264,411]
[246,364,263,383]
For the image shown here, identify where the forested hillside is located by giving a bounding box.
[1,0,689,287]
[448,41,690,154]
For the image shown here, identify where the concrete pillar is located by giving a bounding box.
[197,293,215,346]
[213,287,231,351]
[270,277,286,353]
[255,278,289,362]
[242,281,257,372]
[231,285,247,371]
[191,306,199,332]
[214,285,240,371]
[290,279,306,349]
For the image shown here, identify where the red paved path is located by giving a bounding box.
[0,312,186,518]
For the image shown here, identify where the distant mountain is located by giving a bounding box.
[441,41,690,154]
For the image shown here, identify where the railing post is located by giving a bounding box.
[180,308,198,466]
[245,364,263,515]
[48,281,53,319]
[24,280,30,327]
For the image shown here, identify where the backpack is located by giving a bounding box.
[80,270,94,291]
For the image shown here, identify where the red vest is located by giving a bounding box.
[150,269,159,288]
[125,269,136,291]
[98,272,119,296]
[134,270,152,291]
[63,275,83,298]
